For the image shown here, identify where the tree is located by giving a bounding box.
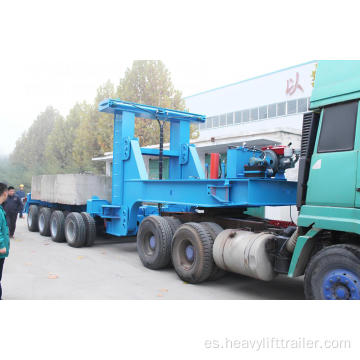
[45,103,83,173]
[117,60,187,146]
[11,106,61,175]
[94,80,116,153]
[9,61,190,179]
[71,102,99,172]
[71,81,116,173]
[0,155,30,191]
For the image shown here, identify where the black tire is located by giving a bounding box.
[304,244,360,300]
[64,212,86,248]
[163,216,182,237]
[27,205,39,232]
[80,212,96,247]
[38,207,51,236]
[200,222,226,281]
[137,215,173,269]
[50,210,66,243]
[171,222,214,284]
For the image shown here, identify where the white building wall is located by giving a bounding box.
[185,61,316,119]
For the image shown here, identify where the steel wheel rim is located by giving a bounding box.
[51,217,57,237]
[178,239,196,269]
[143,232,156,255]
[149,235,156,250]
[39,213,45,232]
[322,268,360,300]
[66,220,76,243]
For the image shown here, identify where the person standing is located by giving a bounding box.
[3,186,23,239]
[0,183,9,300]
[16,184,26,219]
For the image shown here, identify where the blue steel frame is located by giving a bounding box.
[25,193,86,214]
[87,99,297,237]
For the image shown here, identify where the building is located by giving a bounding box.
[93,60,317,221]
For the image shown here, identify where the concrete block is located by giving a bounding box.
[31,174,112,205]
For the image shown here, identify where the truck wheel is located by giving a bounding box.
[27,205,39,232]
[81,212,96,247]
[200,222,226,281]
[304,244,360,300]
[38,207,51,236]
[137,215,173,269]
[65,212,86,248]
[163,216,182,237]
[171,222,214,284]
[50,211,65,243]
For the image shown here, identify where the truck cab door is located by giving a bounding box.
[306,101,359,208]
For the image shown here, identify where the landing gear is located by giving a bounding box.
[304,244,360,300]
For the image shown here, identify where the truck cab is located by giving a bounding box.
[290,60,360,299]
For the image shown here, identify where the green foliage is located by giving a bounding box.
[71,81,116,173]
[45,103,84,173]
[0,155,31,192]
[5,61,188,184]
[11,106,61,175]
[117,60,188,146]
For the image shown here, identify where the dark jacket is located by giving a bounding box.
[16,190,26,199]
[3,195,23,214]
[0,205,10,258]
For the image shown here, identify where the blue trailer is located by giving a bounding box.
[25,61,360,299]
[26,98,298,284]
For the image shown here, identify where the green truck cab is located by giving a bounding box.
[290,60,360,299]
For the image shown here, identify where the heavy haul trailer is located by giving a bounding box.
[26,60,360,299]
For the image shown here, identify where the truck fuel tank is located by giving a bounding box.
[213,229,277,281]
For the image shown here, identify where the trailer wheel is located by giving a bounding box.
[81,212,96,247]
[27,205,39,232]
[200,222,226,281]
[50,210,66,243]
[171,222,214,284]
[65,212,86,248]
[38,207,51,236]
[137,215,173,269]
[163,216,182,237]
[304,244,360,300]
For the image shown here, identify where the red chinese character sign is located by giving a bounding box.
[286,72,304,95]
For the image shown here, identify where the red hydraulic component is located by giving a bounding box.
[261,145,286,155]
[267,219,296,228]
[210,153,220,179]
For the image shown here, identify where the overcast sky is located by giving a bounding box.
[0,0,358,155]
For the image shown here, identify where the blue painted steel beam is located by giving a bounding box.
[122,178,297,208]
[141,148,179,157]
[99,98,206,123]
[92,98,298,237]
